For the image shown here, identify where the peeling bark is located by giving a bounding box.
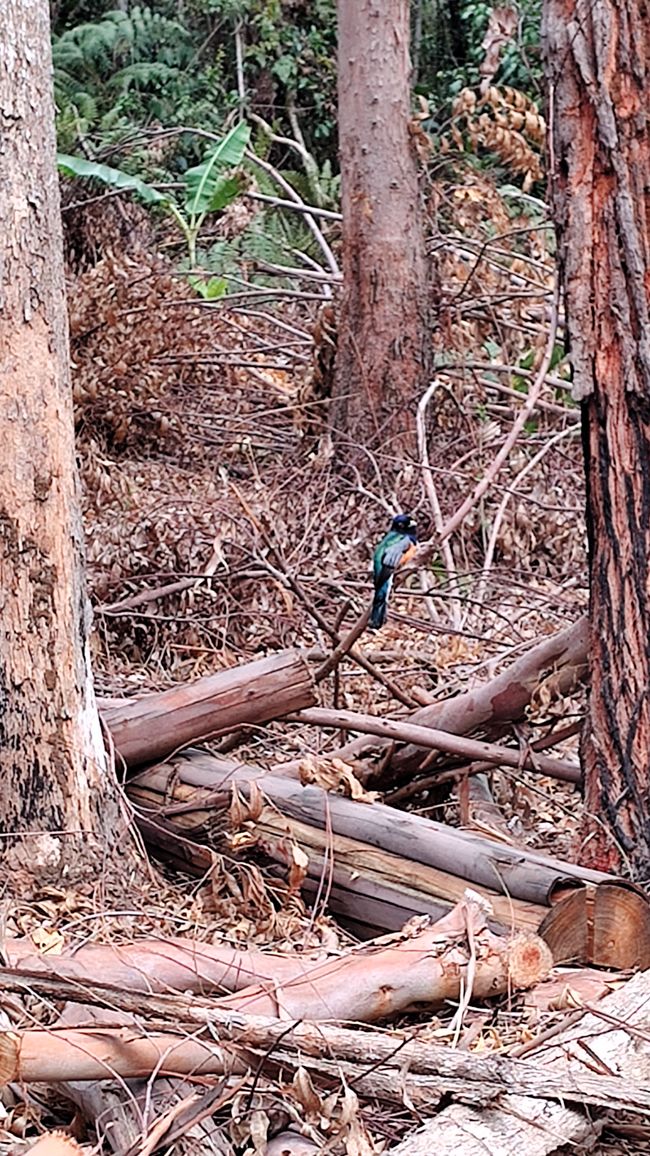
[0,0,142,885]
[543,0,650,873]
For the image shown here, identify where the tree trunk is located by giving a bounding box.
[331,0,430,468]
[0,0,142,886]
[542,0,650,874]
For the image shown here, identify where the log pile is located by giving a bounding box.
[126,750,650,965]
[5,898,650,1155]
[88,626,650,965]
[11,622,650,1154]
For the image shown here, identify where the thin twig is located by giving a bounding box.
[477,422,580,604]
[425,274,561,550]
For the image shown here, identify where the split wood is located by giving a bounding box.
[125,753,612,917]
[388,967,650,1155]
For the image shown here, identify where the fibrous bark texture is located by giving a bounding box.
[0,0,141,884]
[542,0,650,873]
[331,0,430,467]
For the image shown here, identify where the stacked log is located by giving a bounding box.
[125,751,650,964]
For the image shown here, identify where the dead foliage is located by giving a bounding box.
[0,163,605,1152]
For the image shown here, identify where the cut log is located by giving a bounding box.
[538,883,650,968]
[24,1135,84,1156]
[100,650,316,766]
[0,1023,241,1083]
[0,897,552,1035]
[257,809,547,937]
[59,1005,236,1156]
[335,617,588,780]
[126,753,650,965]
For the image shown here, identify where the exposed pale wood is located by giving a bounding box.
[0,898,553,1031]
[398,954,650,1153]
[126,752,648,960]
[257,809,546,933]
[6,933,327,995]
[3,967,650,1117]
[60,1005,235,1156]
[101,650,316,765]
[387,1100,599,1156]
[25,1134,84,1156]
[0,1023,242,1083]
[133,757,602,900]
[538,884,650,969]
[128,755,650,963]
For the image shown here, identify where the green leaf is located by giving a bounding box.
[204,175,242,213]
[188,275,228,299]
[57,153,168,206]
[183,122,250,215]
[273,54,295,85]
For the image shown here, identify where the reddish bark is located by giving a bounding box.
[331,0,430,466]
[543,0,650,872]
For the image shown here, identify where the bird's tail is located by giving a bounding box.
[369,579,391,630]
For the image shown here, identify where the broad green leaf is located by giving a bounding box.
[57,153,168,206]
[204,175,242,213]
[183,122,250,215]
[188,275,228,300]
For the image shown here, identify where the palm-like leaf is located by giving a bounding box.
[57,154,168,206]
[183,122,250,215]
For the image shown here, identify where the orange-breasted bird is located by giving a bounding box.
[370,514,417,630]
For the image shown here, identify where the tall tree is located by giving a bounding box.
[542,0,650,873]
[331,0,431,471]
[0,0,143,887]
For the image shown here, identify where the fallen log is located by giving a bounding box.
[5,930,328,994]
[0,1023,241,1082]
[59,1005,237,1156]
[389,965,650,1155]
[3,961,650,1118]
[127,754,650,963]
[128,754,606,903]
[100,649,316,766]
[0,896,552,1033]
[258,810,547,936]
[336,617,589,780]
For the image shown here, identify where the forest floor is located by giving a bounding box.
[9,174,644,1155]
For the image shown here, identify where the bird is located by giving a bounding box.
[370,513,417,630]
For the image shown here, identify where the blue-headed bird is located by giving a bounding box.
[370,514,417,630]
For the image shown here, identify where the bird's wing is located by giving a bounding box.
[374,536,415,590]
